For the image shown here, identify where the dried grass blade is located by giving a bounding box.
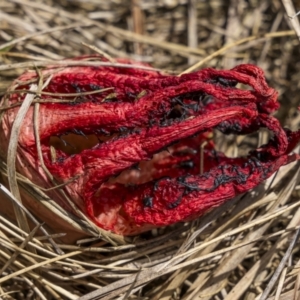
[0,250,82,284]
[0,23,92,51]
[260,228,300,300]
[281,0,300,42]
[274,267,287,300]
[0,223,41,275]
[77,227,296,300]
[181,30,295,73]
[0,182,62,254]
[9,0,207,58]
[21,276,48,300]
[224,206,300,300]
[192,165,300,299]
[0,60,163,72]
[6,84,36,246]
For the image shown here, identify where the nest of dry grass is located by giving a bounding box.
[1,0,300,299]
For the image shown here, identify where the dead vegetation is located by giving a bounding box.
[1,0,300,299]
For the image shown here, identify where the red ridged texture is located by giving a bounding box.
[1,56,300,235]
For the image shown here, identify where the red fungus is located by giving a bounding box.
[1,55,300,235]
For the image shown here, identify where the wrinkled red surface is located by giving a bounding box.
[1,55,300,235]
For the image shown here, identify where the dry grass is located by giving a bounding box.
[1,0,300,299]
